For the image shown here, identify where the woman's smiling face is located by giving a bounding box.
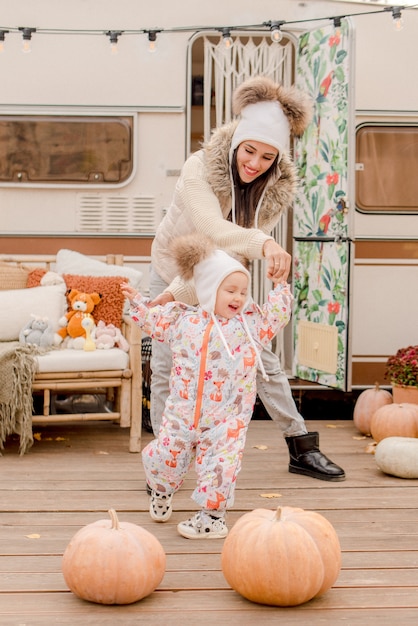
[236,140,279,184]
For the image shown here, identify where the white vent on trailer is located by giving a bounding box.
[76,195,156,233]
[131,197,157,232]
[297,320,338,374]
[106,196,130,230]
[76,195,105,231]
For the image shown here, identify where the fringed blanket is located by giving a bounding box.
[0,342,39,455]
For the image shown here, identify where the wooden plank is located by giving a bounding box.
[2,588,418,611]
[1,518,418,546]
[2,568,417,592]
[0,609,417,626]
[2,489,418,512]
[1,551,418,574]
[2,506,418,526]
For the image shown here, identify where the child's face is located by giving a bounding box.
[214,271,249,319]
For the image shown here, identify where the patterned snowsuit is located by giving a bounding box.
[129,283,293,512]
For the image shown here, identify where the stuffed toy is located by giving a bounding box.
[19,314,56,348]
[56,289,102,350]
[94,320,129,352]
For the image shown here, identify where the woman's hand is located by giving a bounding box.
[149,291,174,307]
[263,240,292,282]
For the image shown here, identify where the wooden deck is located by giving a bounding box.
[1,418,418,624]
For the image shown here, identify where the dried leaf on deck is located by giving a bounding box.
[365,441,377,454]
[253,444,268,450]
[260,493,282,499]
[25,534,41,539]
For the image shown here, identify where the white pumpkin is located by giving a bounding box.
[375,437,418,478]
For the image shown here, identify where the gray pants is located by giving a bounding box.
[149,264,307,438]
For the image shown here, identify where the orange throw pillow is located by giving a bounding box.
[27,270,126,328]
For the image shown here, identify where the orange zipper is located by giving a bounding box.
[193,318,214,428]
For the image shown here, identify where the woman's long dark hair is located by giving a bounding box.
[229,148,279,227]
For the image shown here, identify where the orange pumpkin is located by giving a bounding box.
[353,383,393,435]
[370,402,418,443]
[221,506,341,606]
[62,509,166,604]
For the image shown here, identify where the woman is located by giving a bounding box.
[148,76,345,482]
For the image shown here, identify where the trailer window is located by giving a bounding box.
[0,116,133,184]
[356,125,418,213]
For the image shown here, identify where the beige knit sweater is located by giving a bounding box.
[151,121,298,304]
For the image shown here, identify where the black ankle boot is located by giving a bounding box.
[285,432,345,482]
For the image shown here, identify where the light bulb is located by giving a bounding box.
[221,29,233,50]
[0,30,8,53]
[148,31,158,53]
[393,15,404,32]
[19,27,36,54]
[270,22,283,43]
[333,18,342,38]
[106,31,122,55]
[391,7,404,32]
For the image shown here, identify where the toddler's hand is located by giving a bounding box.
[120,282,139,302]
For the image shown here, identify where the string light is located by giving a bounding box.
[0,6,414,56]
[333,16,343,37]
[390,6,405,31]
[221,28,233,49]
[267,21,285,43]
[106,30,123,54]
[0,30,8,53]
[146,30,160,53]
[18,27,36,53]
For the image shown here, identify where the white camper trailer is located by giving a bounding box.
[0,0,417,392]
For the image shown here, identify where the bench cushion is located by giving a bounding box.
[36,347,129,373]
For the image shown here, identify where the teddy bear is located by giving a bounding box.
[56,289,101,350]
[19,314,56,349]
[94,320,129,352]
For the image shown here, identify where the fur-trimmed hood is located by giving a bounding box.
[170,232,251,315]
[202,121,298,229]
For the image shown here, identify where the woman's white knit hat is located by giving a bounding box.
[231,100,290,157]
[230,76,313,159]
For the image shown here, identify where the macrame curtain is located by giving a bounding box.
[202,35,294,141]
[202,34,295,366]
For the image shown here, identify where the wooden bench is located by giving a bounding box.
[0,253,142,452]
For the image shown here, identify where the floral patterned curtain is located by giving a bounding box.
[292,18,355,389]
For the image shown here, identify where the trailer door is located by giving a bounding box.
[292,18,355,391]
